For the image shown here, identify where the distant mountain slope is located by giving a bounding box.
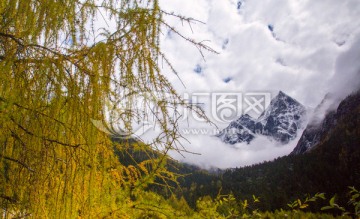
[292,90,360,154]
[217,91,307,145]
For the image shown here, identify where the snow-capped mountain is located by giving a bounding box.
[217,91,307,145]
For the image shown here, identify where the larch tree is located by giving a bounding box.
[0,0,214,218]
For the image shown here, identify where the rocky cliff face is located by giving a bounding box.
[291,90,360,154]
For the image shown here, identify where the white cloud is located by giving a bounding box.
[168,132,301,169]
[328,34,360,103]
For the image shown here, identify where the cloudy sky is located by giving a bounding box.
[147,0,360,169]
[159,0,360,103]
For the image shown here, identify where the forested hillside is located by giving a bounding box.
[217,91,360,213]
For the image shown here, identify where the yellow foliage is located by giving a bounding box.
[0,0,216,218]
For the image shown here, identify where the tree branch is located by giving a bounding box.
[0,154,34,173]
[9,117,84,149]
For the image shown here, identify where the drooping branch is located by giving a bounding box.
[0,154,35,173]
[9,117,85,149]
